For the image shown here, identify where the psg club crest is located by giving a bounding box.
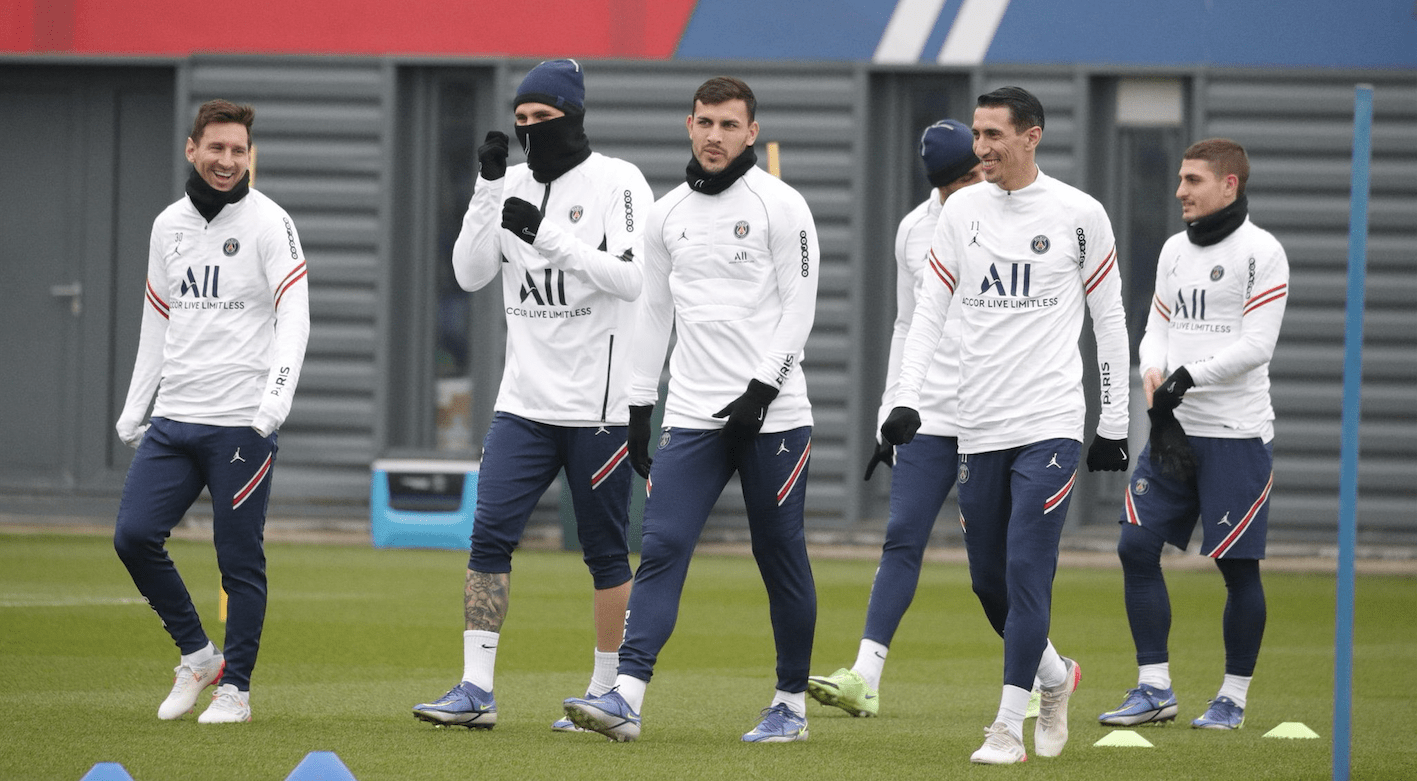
[223,238,240,256]
[1134,478,1149,496]
[569,205,584,223]
[1210,265,1225,281]
[734,221,750,239]
[659,430,671,449]
[1030,235,1050,254]
[957,462,970,484]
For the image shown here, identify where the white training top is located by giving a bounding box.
[451,152,653,426]
[878,193,961,438]
[1139,218,1289,441]
[630,165,819,432]
[117,188,311,442]
[896,169,1130,453]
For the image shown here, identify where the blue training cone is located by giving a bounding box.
[285,751,357,781]
[79,763,136,781]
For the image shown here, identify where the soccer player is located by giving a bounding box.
[564,76,820,743]
[1098,138,1287,731]
[411,59,652,731]
[882,86,1130,764]
[807,119,981,718]
[113,99,311,724]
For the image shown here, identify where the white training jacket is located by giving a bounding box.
[631,164,819,432]
[452,152,652,426]
[117,189,311,443]
[877,194,961,438]
[1140,219,1288,442]
[896,169,1130,453]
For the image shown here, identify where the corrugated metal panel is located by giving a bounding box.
[185,58,390,501]
[530,61,864,524]
[1198,72,1417,537]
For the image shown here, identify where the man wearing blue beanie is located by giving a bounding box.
[807,118,983,718]
[413,58,654,734]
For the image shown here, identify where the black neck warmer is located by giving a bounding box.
[1186,194,1248,247]
[516,112,592,184]
[686,145,758,195]
[185,167,250,223]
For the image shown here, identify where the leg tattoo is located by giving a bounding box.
[464,570,509,632]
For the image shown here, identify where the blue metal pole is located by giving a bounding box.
[1333,83,1372,781]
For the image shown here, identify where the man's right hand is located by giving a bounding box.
[628,405,655,478]
[880,406,921,446]
[478,131,510,181]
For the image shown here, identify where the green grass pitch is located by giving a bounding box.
[2,531,1414,780]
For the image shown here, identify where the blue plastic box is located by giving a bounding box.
[369,458,480,549]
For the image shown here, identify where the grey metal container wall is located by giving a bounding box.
[169,56,1415,541]
[184,57,390,500]
[1192,73,1417,538]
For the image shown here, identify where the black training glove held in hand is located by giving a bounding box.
[478,131,509,181]
[1148,407,1198,481]
[627,405,655,479]
[712,379,779,445]
[880,406,921,446]
[863,440,895,481]
[1086,436,1130,472]
[1151,366,1195,414]
[502,197,542,245]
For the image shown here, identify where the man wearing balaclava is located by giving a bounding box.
[413,59,653,734]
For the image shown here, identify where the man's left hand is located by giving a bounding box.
[712,379,779,446]
[502,197,542,245]
[1086,436,1129,472]
[1150,367,1195,414]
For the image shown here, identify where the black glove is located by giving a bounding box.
[477,131,509,181]
[628,405,655,479]
[1151,366,1195,414]
[1148,407,1198,481]
[712,379,779,445]
[863,440,894,481]
[1086,436,1130,472]
[880,406,921,446]
[502,197,542,245]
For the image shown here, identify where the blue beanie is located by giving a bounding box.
[515,59,585,112]
[920,119,979,187]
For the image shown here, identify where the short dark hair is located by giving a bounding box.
[190,99,255,146]
[692,76,756,122]
[977,86,1044,133]
[1184,138,1250,196]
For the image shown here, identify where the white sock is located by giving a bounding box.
[770,689,807,718]
[588,649,618,697]
[1138,663,1171,690]
[462,630,498,691]
[852,638,888,691]
[1217,674,1251,708]
[994,685,1031,740]
[1035,641,1067,690]
[614,674,648,714]
[181,641,219,666]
